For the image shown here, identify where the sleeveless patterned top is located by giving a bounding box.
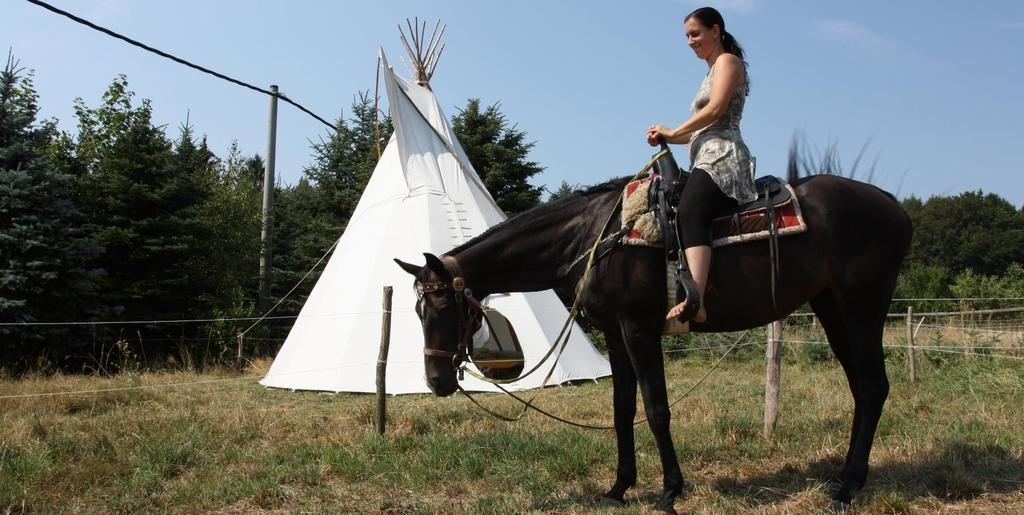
[688,63,757,204]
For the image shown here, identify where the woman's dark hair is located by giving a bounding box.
[685,6,750,95]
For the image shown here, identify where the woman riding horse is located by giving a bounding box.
[398,6,911,513]
[647,6,755,324]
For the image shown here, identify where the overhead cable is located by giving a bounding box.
[25,0,338,131]
[0,315,298,327]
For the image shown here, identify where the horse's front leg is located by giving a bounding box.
[601,338,638,505]
[621,320,683,514]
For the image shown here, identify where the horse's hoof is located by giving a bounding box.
[828,499,851,513]
[598,496,626,508]
[649,505,677,515]
[827,478,856,511]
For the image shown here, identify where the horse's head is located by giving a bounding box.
[395,253,484,397]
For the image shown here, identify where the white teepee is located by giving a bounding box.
[259,45,610,394]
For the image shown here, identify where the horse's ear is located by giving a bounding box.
[394,258,422,276]
[423,253,452,280]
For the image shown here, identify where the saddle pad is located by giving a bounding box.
[621,181,807,249]
[621,176,661,246]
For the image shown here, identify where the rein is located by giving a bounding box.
[459,330,750,429]
[417,150,670,388]
[459,149,670,387]
[422,150,751,429]
[436,149,708,428]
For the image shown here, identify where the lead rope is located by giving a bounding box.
[452,150,669,425]
[459,330,750,429]
[460,149,670,387]
[456,149,750,428]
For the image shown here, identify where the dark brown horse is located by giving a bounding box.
[396,155,912,512]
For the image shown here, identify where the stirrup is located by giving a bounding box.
[674,269,702,323]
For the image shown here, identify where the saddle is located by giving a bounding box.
[623,169,804,251]
[721,175,790,216]
[621,144,806,331]
[568,146,806,332]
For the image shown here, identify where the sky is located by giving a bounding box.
[5,0,1024,206]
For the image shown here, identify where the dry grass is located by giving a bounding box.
[1,331,1022,514]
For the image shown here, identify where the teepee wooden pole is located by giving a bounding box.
[374,55,382,160]
[423,21,444,72]
[401,17,446,86]
[375,286,394,435]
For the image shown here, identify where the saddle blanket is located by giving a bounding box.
[621,176,807,249]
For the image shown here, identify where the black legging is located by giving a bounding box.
[677,168,738,248]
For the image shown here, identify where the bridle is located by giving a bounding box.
[417,256,485,370]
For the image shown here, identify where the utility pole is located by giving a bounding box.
[258,85,279,311]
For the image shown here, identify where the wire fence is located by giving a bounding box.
[4,301,1023,368]
[8,300,1024,328]
[4,316,1020,402]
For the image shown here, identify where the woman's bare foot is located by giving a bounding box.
[666,300,707,323]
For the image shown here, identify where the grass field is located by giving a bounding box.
[2,329,1023,513]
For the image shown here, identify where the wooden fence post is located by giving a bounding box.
[375,286,394,436]
[906,306,916,383]
[235,333,244,373]
[763,320,783,437]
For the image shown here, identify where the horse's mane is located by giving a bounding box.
[786,136,902,200]
[448,176,631,255]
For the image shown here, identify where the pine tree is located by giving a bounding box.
[65,77,217,357]
[169,122,220,312]
[0,53,100,366]
[547,180,578,202]
[269,178,334,317]
[451,99,544,215]
[243,154,264,190]
[206,141,262,304]
[302,92,393,230]
[196,140,263,347]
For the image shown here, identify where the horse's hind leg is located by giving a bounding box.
[810,291,859,458]
[840,300,889,503]
[812,289,890,508]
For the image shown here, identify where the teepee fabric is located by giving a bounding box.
[260,52,609,394]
